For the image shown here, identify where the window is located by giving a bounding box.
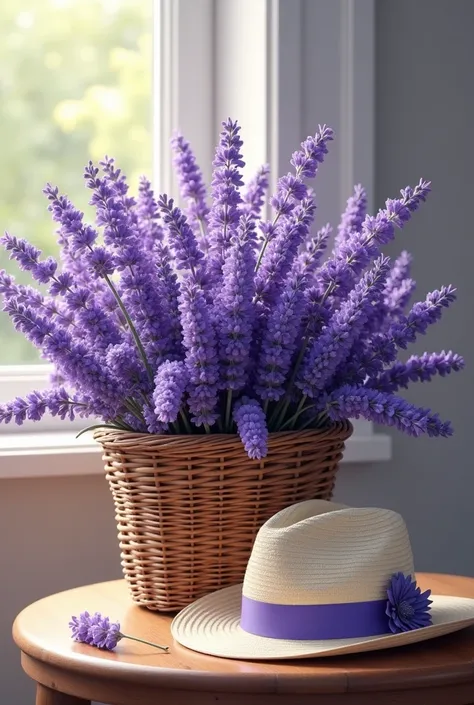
[0,0,390,467]
[0,0,153,365]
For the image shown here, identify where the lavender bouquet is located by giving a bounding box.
[0,120,463,459]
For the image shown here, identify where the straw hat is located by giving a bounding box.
[172,500,474,659]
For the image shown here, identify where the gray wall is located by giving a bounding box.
[335,0,474,575]
[1,476,120,704]
[3,1,474,702]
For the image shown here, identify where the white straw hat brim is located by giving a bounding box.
[171,585,474,660]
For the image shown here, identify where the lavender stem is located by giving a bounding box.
[120,633,169,652]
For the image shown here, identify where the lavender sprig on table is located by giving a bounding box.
[0,119,462,457]
[69,612,169,652]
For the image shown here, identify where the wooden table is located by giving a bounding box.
[12,573,474,705]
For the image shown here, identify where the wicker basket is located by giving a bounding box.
[95,421,352,611]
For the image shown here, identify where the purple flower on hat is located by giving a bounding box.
[386,573,432,633]
[69,611,168,652]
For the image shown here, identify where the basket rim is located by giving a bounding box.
[93,420,353,449]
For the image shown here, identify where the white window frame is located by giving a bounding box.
[0,0,390,478]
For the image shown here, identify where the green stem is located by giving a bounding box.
[279,401,315,431]
[76,422,132,438]
[114,416,136,432]
[255,238,269,271]
[179,409,192,433]
[204,423,211,434]
[225,389,233,432]
[120,633,169,652]
[255,168,302,272]
[289,395,307,429]
[197,216,209,254]
[273,396,291,430]
[123,399,146,424]
[272,281,335,429]
[270,336,312,430]
[299,410,327,431]
[103,274,153,384]
[268,398,283,428]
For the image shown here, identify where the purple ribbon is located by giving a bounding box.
[240,595,390,640]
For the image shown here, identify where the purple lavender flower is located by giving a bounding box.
[207,119,245,282]
[297,257,391,398]
[69,611,168,652]
[217,215,256,392]
[136,176,165,251]
[0,271,76,332]
[153,360,189,423]
[269,173,308,217]
[100,156,135,208]
[390,286,457,349]
[64,286,122,353]
[118,263,172,367]
[43,183,116,310]
[386,573,432,632]
[106,340,149,396]
[316,180,431,299]
[333,184,367,254]
[142,402,168,434]
[337,335,397,387]
[233,397,268,459]
[290,125,335,178]
[127,177,182,356]
[301,287,332,340]
[84,163,132,249]
[296,224,332,276]
[83,167,173,364]
[41,186,125,350]
[368,251,415,332]
[1,234,58,283]
[343,285,455,385]
[326,283,456,389]
[368,351,465,393]
[326,385,453,438]
[0,388,91,425]
[121,412,148,433]
[255,196,316,306]
[338,284,457,390]
[171,132,210,245]
[179,278,219,427]
[385,278,416,320]
[255,263,307,402]
[258,126,334,247]
[385,250,413,292]
[153,241,183,356]
[86,247,116,278]
[43,183,100,253]
[0,271,42,304]
[3,299,121,418]
[241,165,270,222]
[158,194,205,279]
[0,126,461,454]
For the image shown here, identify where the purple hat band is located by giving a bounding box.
[240,595,390,640]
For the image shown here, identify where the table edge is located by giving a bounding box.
[12,573,474,695]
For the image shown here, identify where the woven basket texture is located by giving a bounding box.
[95,421,352,611]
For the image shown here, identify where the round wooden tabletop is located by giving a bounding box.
[12,573,474,705]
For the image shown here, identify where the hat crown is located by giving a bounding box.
[242,500,414,605]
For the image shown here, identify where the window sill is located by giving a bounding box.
[0,430,391,479]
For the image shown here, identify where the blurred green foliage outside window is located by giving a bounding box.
[0,0,153,363]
